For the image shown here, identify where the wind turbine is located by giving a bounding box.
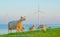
[34,5,45,25]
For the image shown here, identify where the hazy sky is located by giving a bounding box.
[0,0,60,24]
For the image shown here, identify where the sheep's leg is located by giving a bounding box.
[17,28,23,32]
[16,29,20,32]
[8,29,12,33]
[18,28,22,32]
[16,27,20,32]
[18,27,22,32]
[19,29,21,32]
[43,24,46,31]
[8,30,12,33]
[21,28,24,32]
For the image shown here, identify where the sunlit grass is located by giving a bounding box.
[0,28,60,37]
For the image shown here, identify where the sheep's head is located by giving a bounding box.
[20,16,26,21]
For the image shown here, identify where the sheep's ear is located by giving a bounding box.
[21,16,25,18]
[24,16,26,17]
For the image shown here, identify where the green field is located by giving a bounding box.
[0,28,60,37]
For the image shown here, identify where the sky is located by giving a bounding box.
[0,0,60,24]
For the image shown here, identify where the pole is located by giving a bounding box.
[38,5,40,25]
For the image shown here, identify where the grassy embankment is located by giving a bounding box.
[0,28,60,37]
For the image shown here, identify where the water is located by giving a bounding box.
[0,24,60,34]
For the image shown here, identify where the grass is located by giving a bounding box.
[0,28,60,37]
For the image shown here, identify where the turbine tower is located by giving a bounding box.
[38,5,40,25]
